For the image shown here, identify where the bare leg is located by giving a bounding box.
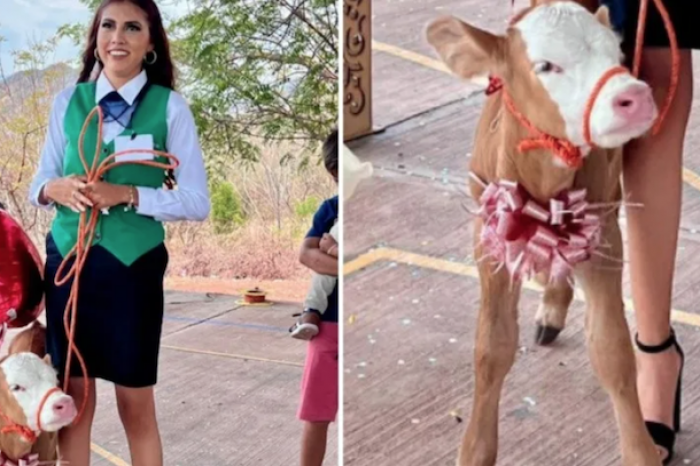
[57,378,97,466]
[622,48,693,456]
[574,222,661,466]
[458,244,521,466]
[300,421,330,466]
[115,385,163,466]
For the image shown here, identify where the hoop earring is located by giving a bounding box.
[94,48,100,62]
[144,50,157,65]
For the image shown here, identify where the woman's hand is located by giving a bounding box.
[43,175,93,212]
[84,181,132,211]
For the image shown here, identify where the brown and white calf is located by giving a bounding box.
[427,1,664,465]
[0,322,76,463]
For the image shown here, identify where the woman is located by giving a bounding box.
[603,0,698,464]
[28,0,209,464]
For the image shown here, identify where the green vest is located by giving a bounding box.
[51,81,171,266]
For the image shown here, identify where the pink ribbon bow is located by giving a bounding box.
[477,180,602,282]
[0,452,39,466]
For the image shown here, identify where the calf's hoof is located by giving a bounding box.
[535,324,561,345]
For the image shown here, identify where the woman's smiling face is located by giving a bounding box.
[96,1,153,83]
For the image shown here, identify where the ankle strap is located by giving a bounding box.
[635,328,677,353]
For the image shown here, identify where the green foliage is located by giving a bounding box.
[295,195,319,219]
[55,23,88,49]
[63,0,338,173]
[210,180,246,234]
[171,0,338,166]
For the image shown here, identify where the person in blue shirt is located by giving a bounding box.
[295,129,338,466]
[290,196,338,340]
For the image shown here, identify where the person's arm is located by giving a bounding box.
[320,232,338,257]
[300,237,338,276]
[134,91,210,221]
[28,87,72,209]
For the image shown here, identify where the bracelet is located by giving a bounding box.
[124,186,135,212]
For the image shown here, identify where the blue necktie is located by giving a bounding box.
[100,91,135,128]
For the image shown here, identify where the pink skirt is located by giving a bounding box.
[297,322,338,422]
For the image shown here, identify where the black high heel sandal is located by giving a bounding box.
[635,328,685,465]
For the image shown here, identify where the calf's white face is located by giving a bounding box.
[0,353,77,432]
[426,1,657,154]
[516,2,656,148]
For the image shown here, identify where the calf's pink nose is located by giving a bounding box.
[53,397,76,417]
[612,85,654,119]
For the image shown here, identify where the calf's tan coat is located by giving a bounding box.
[427,1,663,465]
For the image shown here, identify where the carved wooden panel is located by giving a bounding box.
[343,0,372,141]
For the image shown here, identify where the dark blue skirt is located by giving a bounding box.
[604,0,700,50]
[44,233,168,388]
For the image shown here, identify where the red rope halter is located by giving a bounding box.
[493,0,679,167]
[497,65,627,168]
[0,386,61,446]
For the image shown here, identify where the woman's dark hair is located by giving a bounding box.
[77,0,175,89]
[322,128,338,176]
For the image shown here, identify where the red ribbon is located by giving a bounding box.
[485,75,503,95]
[0,452,39,466]
[477,180,602,282]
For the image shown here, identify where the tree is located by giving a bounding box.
[0,31,74,234]
[210,180,247,234]
[65,0,338,177]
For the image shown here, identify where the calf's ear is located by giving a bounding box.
[426,16,505,84]
[43,354,52,366]
[595,5,611,28]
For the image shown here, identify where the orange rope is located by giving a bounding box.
[35,387,60,433]
[497,0,679,166]
[632,0,679,136]
[0,385,60,446]
[0,413,36,444]
[53,105,180,424]
[501,64,628,167]
[502,89,584,168]
[582,65,629,146]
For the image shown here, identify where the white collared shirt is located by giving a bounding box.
[29,70,210,222]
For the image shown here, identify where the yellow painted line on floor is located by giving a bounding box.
[161,344,303,368]
[683,167,700,192]
[345,247,700,328]
[343,248,392,275]
[373,41,700,193]
[91,443,130,466]
[373,40,450,74]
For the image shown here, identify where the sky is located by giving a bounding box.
[0,0,190,76]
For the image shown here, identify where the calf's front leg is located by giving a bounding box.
[534,274,574,345]
[574,221,661,466]
[458,232,521,466]
[32,432,58,461]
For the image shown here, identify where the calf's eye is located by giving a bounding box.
[534,61,563,74]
